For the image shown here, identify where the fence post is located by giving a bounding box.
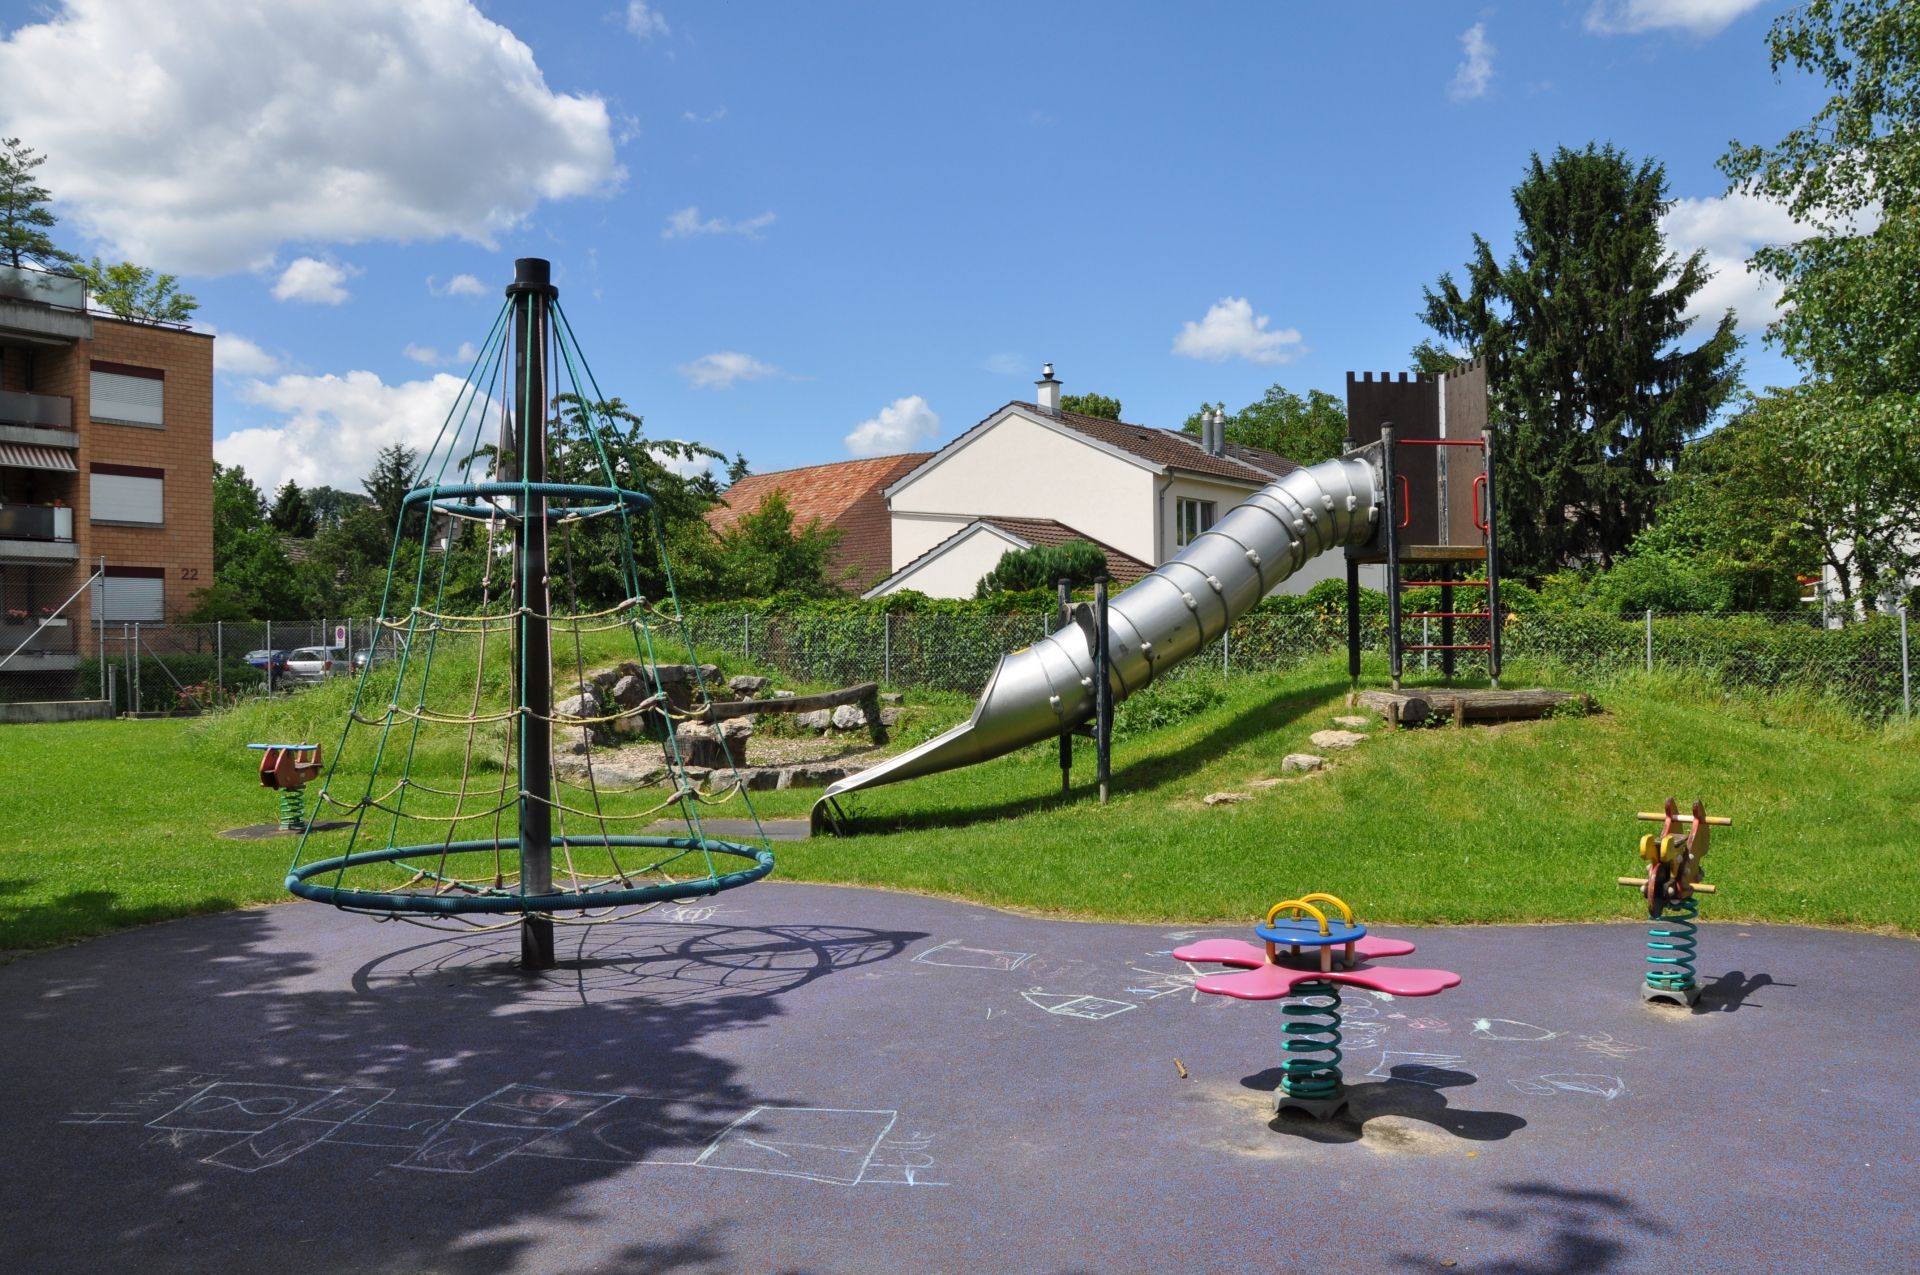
[216,620,224,699]
[883,613,892,685]
[743,613,751,662]
[1901,605,1912,720]
[131,621,140,713]
[1422,617,1430,673]
[1222,622,1230,677]
[1645,609,1654,674]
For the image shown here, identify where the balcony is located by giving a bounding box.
[0,387,78,451]
[0,504,78,562]
[0,263,92,344]
[0,617,78,673]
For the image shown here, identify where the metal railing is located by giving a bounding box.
[0,262,86,311]
[0,387,73,431]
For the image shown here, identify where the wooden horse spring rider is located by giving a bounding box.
[1175,893,1461,1120]
[1616,798,1732,1007]
[251,743,323,832]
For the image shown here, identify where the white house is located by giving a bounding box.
[864,367,1384,599]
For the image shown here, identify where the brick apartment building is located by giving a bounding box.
[0,264,213,697]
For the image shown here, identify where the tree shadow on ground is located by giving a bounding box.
[1241,1064,1528,1146]
[0,879,242,953]
[0,904,923,1275]
[835,678,1351,833]
[1393,1182,1671,1273]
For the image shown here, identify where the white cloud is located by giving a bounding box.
[1450,23,1495,101]
[679,351,779,389]
[1661,191,1816,333]
[845,395,940,457]
[649,445,713,479]
[1171,297,1304,366]
[662,206,776,240]
[0,0,622,273]
[980,352,1030,377]
[210,331,282,377]
[1584,0,1768,36]
[429,273,488,298]
[683,107,727,124]
[272,257,354,304]
[218,369,493,494]
[626,1,668,39]
[403,340,481,367]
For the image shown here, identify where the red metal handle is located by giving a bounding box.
[1396,474,1410,528]
[1472,474,1488,532]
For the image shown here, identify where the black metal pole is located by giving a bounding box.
[1441,575,1456,682]
[509,258,557,972]
[1380,424,1404,690]
[1482,425,1502,689]
[1345,557,1361,685]
[1095,574,1112,805]
[1057,577,1072,795]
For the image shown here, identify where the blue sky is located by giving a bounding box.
[0,1,1819,495]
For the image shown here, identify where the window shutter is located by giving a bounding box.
[89,468,165,524]
[90,369,165,426]
[92,572,165,621]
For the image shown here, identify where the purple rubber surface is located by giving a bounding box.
[1,883,1914,1274]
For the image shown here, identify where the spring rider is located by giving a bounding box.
[1174,893,1462,1120]
[1615,798,1731,1007]
[250,742,323,832]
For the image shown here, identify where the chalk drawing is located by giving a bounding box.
[1021,990,1137,1021]
[1509,1074,1627,1101]
[1366,1050,1470,1087]
[1470,1018,1561,1042]
[70,1070,942,1187]
[1122,964,1208,1002]
[912,939,1034,972]
[1403,1016,1451,1033]
[1576,1032,1646,1060]
[664,904,733,924]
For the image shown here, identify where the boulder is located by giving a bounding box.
[609,674,650,709]
[785,761,858,787]
[879,692,904,705]
[672,718,752,770]
[771,689,796,699]
[793,709,833,732]
[729,675,772,696]
[1203,791,1250,806]
[879,707,903,727]
[1309,730,1367,750]
[1281,753,1326,773]
[830,704,869,731]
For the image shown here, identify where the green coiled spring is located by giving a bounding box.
[1645,896,1698,992]
[1279,980,1344,1099]
[277,787,307,832]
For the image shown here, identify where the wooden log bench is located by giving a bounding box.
[1349,688,1591,729]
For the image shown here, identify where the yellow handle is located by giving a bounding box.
[1636,811,1733,826]
[1294,892,1355,925]
[1265,898,1331,936]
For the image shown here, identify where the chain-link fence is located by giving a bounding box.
[5,607,1912,724]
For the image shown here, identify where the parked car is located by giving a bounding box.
[284,646,349,684]
[354,641,407,670]
[244,649,290,675]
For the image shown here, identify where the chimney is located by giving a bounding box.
[1035,362,1061,416]
[1205,408,1226,456]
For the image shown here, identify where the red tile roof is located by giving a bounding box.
[977,517,1153,584]
[707,452,933,591]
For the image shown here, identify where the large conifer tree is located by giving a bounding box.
[1420,144,1741,575]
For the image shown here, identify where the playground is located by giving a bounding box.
[2,882,1914,1273]
[3,258,1917,1273]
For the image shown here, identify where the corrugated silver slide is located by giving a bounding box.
[811,452,1382,831]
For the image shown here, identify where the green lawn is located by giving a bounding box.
[3,657,1916,950]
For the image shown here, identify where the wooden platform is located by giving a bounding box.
[1349,687,1591,728]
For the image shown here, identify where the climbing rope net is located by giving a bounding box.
[285,265,774,931]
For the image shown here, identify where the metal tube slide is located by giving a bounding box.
[811,452,1382,831]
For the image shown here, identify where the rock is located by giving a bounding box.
[1248,777,1286,789]
[1282,753,1326,772]
[879,692,904,705]
[784,762,858,787]
[729,675,771,696]
[830,704,869,731]
[879,707,903,727]
[554,689,608,747]
[1309,730,1367,750]
[1203,791,1250,806]
[588,753,666,787]
[772,689,796,700]
[672,719,752,770]
[1333,715,1371,729]
[609,674,649,709]
[793,709,832,731]
[732,767,782,791]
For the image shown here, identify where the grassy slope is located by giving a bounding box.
[2,658,1915,949]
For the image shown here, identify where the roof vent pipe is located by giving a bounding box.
[1036,362,1061,416]
[1208,408,1227,456]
